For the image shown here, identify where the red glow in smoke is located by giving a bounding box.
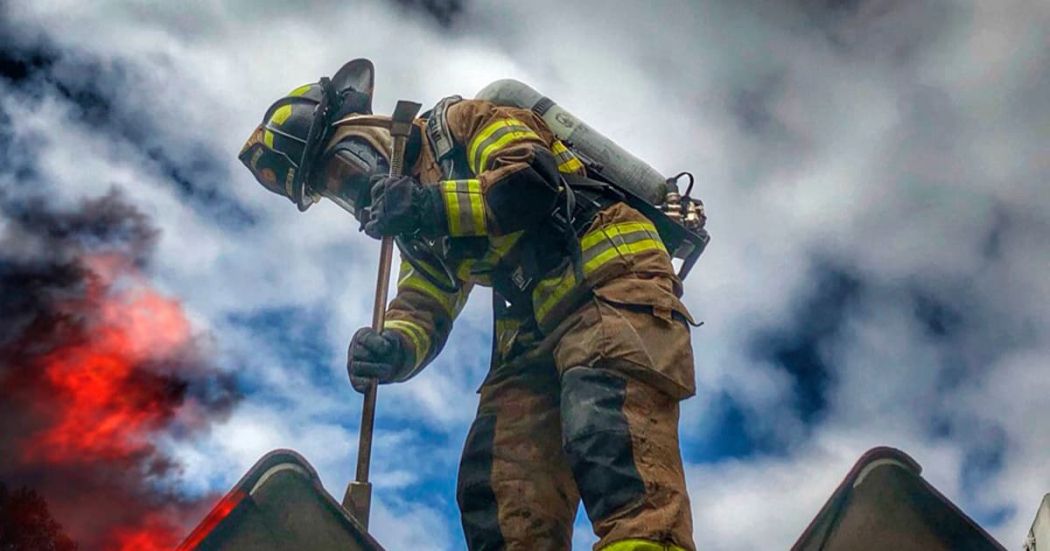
[0,193,240,551]
[26,254,191,464]
[106,514,183,551]
[20,254,201,549]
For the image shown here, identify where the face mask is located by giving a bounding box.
[314,138,389,222]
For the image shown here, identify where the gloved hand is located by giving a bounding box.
[346,327,409,393]
[364,174,441,239]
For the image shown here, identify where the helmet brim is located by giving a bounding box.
[332,58,375,114]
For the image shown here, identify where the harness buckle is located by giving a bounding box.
[510,266,531,292]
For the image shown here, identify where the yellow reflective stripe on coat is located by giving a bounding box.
[454,231,522,284]
[493,316,520,356]
[440,179,487,236]
[580,221,666,274]
[397,260,467,318]
[532,270,579,323]
[468,118,541,174]
[552,140,585,174]
[383,319,431,368]
[455,258,479,283]
[533,220,666,322]
[598,540,688,551]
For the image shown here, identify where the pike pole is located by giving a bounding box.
[344,100,422,529]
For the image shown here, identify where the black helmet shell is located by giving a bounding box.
[239,58,377,208]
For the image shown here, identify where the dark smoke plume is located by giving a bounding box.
[0,482,78,551]
[0,191,241,551]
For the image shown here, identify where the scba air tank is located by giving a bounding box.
[475,79,668,204]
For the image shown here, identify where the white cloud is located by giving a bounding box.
[3,0,1048,549]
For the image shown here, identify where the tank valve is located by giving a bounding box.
[662,191,683,223]
[663,172,706,230]
[683,198,705,231]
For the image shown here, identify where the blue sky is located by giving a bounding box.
[1,1,1049,549]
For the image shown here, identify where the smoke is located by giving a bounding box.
[0,191,240,550]
[0,483,78,551]
[0,0,1046,548]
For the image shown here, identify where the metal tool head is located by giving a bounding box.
[389,100,422,138]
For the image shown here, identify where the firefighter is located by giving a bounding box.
[239,59,700,551]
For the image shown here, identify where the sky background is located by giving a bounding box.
[1,0,1048,549]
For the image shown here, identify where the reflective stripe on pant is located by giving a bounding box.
[599,540,690,551]
[458,276,695,551]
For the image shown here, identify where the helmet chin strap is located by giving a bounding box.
[293,77,341,211]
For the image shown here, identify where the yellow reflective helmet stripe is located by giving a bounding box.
[598,540,688,551]
[287,84,312,97]
[383,319,431,369]
[270,104,293,125]
[533,220,666,322]
[468,118,541,174]
[441,180,487,237]
[262,104,296,150]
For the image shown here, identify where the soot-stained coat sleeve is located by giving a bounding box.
[426,99,568,238]
[382,258,472,381]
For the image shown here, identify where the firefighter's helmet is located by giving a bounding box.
[239,59,376,211]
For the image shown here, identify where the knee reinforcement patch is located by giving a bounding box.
[560,367,645,524]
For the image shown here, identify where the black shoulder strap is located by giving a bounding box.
[425,95,464,179]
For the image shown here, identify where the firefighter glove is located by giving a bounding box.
[364,174,441,239]
[347,327,409,393]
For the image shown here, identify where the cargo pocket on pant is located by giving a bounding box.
[590,289,696,401]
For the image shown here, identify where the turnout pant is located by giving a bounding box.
[457,282,696,551]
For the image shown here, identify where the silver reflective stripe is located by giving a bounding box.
[454,180,478,235]
[532,221,666,322]
[442,180,485,236]
[581,226,657,265]
[470,124,535,172]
